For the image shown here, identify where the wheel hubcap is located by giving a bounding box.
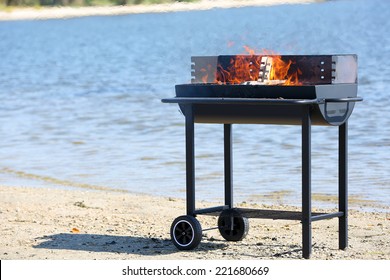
[173,220,194,246]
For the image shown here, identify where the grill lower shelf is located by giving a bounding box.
[197,207,344,222]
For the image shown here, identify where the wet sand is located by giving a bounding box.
[0,0,320,21]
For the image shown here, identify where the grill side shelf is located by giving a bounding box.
[161,97,362,105]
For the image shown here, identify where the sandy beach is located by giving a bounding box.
[1,185,389,260]
[0,0,320,21]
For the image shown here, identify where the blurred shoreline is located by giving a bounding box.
[0,0,321,21]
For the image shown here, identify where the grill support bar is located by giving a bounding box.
[185,105,196,216]
[224,124,233,208]
[194,205,229,215]
[302,106,312,259]
[339,122,348,249]
[311,211,344,222]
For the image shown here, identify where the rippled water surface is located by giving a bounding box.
[0,0,389,209]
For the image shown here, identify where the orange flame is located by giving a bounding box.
[217,54,261,84]
[200,64,217,83]
[227,41,235,48]
[269,56,302,85]
[243,45,256,55]
[200,68,209,83]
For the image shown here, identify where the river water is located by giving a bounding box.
[0,0,389,210]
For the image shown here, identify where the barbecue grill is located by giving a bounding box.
[162,54,362,259]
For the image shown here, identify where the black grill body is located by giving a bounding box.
[175,83,359,125]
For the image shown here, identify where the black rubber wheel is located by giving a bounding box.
[218,209,249,241]
[170,215,202,250]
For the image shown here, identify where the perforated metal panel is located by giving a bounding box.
[190,55,357,85]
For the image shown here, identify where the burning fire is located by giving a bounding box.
[268,55,302,85]
[212,46,302,85]
[217,54,261,84]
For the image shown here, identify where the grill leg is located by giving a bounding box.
[302,106,312,259]
[339,121,348,249]
[185,105,196,216]
[224,124,233,208]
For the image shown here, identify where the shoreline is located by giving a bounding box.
[0,0,321,21]
[1,185,389,260]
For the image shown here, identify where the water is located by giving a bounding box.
[0,0,389,210]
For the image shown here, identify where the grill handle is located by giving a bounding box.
[320,97,363,103]
[322,97,363,123]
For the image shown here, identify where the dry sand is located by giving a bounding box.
[1,185,389,260]
[0,0,321,21]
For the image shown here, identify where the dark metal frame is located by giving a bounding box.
[163,97,359,259]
